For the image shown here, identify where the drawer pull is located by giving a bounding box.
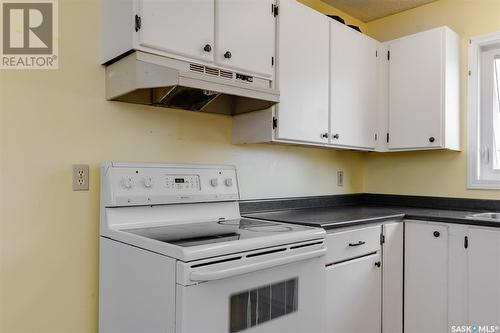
[348,241,366,247]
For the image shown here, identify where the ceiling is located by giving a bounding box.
[322,0,438,22]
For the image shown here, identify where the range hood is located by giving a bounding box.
[105,52,279,115]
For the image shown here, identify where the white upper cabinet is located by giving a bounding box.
[137,0,215,63]
[215,0,275,77]
[232,0,329,145]
[102,2,462,153]
[330,21,378,150]
[234,24,461,151]
[101,0,275,78]
[376,43,390,151]
[274,0,330,144]
[386,26,460,151]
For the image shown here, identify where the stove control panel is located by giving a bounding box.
[165,175,200,190]
[102,162,239,206]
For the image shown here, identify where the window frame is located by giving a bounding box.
[467,32,500,189]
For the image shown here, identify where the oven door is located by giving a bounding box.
[175,242,326,333]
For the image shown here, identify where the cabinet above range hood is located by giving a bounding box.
[105,52,279,115]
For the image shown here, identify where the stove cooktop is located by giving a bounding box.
[125,218,312,247]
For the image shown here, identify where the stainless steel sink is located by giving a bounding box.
[467,212,500,222]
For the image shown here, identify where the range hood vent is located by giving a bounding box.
[105,52,279,115]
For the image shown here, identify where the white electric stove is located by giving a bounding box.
[99,162,326,333]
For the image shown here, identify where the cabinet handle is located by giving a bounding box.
[348,241,366,247]
[203,44,212,52]
[374,261,381,268]
[224,51,232,59]
[321,133,329,139]
[332,134,340,139]
[429,137,436,143]
[433,231,440,238]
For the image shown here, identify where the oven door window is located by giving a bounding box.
[229,278,298,333]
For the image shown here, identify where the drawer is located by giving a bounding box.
[325,225,381,264]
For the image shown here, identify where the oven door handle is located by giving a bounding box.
[190,248,326,282]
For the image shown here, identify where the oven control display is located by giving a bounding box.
[165,175,200,190]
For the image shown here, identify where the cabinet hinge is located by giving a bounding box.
[135,14,141,32]
[272,4,279,17]
[386,133,390,143]
[464,236,469,249]
[272,117,278,129]
[387,50,390,61]
[380,233,385,245]
[272,56,274,66]
[376,50,378,57]
[375,133,378,141]
[468,70,472,76]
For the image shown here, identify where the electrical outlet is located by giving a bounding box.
[337,170,344,187]
[72,164,89,191]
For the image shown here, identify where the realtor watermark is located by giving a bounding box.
[1,0,58,69]
[451,325,500,333]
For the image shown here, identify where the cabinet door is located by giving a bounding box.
[376,43,390,152]
[215,0,275,77]
[382,223,403,333]
[326,253,382,333]
[275,0,330,144]
[468,228,500,327]
[138,0,215,62]
[448,225,469,327]
[388,28,444,150]
[330,22,378,150]
[405,222,448,333]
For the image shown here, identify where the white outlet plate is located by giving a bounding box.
[72,164,89,191]
[337,171,344,187]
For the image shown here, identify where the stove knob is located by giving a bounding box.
[121,177,134,189]
[210,178,219,187]
[143,177,153,188]
[224,178,233,187]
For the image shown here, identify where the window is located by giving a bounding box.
[493,57,500,170]
[468,32,500,189]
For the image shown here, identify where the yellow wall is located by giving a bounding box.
[0,1,364,332]
[364,0,500,200]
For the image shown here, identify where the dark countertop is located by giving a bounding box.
[243,205,500,230]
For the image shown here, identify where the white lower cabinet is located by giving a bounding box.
[468,227,500,327]
[405,222,449,333]
[325,224,402,333]
[405,221,500,332]
[382,223,404,333]
[326,252,382,333]
[324,220,499,333]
